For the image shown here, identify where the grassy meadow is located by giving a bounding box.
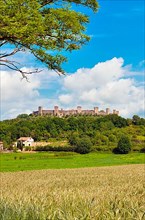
[1,164,144,220]
[0,152,144,172]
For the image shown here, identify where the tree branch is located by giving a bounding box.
[0,48,20,58]
[0,59,42,80]
[40,0,55,7]
[0,40,7,47]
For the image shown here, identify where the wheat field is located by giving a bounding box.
[0,164,145,220]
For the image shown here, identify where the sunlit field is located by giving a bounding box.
[0,152,144,172]
[1,164,144,219]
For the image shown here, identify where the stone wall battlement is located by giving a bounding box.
[33,106,119,117]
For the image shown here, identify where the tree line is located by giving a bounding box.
[0,114,145,153]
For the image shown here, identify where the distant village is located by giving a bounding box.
[33,106,119,117]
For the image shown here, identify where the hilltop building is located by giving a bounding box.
[33,106,119,117]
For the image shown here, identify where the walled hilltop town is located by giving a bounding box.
[33,106,119,117]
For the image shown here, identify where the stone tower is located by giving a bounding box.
[106,108,110,115]
[54,106,59,116]
[113,109,116,114]
[94,107,99,114]
[77,106,82,114]
[38,106,43,116]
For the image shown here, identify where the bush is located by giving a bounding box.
[108,134,117,143]
[13,146,18,153]
[68,133,79,146]
[140,147,145,153]
[24,146,32,151]
[113,136,131,154]
[92,145,114,152]
[75,137,92,154]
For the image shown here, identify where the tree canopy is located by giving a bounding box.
[0,0,99,76]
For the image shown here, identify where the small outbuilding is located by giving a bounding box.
[17,137,34,147]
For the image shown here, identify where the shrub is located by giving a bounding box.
[100,135,109,145]
[24,146,32,151]
[68,132,80,146]
[108,134,117,143]
[92,145,114,152]
[75,137,92,154]
[140,147,145,153]
[113,136,131,154]
[13,146,18,153]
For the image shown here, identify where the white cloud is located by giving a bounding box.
[63,57,124,92]
[0,69,61,119]
[1,57,144,120]
[1,70,39,102]
[59,94,73,105]
[59,57,144,118]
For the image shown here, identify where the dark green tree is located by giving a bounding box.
[132,115,141,125]
[0,0,99,77]
[17,114,29,119]
[132,115,145,126]
[75,136,92,154]
[106,114,127,128]
[115,136,131,154]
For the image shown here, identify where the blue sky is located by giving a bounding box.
[1,0,145,119]
[64,0,144,72]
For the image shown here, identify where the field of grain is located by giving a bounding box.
[0,164,144,220]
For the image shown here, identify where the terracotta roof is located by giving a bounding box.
[18,137,33,141]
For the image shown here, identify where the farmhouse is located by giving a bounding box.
[17,137,34,147]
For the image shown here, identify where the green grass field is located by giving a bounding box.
[0,152,144,172]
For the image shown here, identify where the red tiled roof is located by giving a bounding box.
[18,137,33,141]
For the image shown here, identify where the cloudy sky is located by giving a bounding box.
[1,0,144,120]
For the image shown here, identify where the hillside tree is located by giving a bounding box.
[115,136,131,154]
[0,0,99,77]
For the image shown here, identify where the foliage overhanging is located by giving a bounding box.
[0,0,99,76]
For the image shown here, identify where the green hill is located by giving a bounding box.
[0,114,145,153]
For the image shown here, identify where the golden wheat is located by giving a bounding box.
[0,164,145,220]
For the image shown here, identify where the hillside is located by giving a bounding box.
[0,114,145,153]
